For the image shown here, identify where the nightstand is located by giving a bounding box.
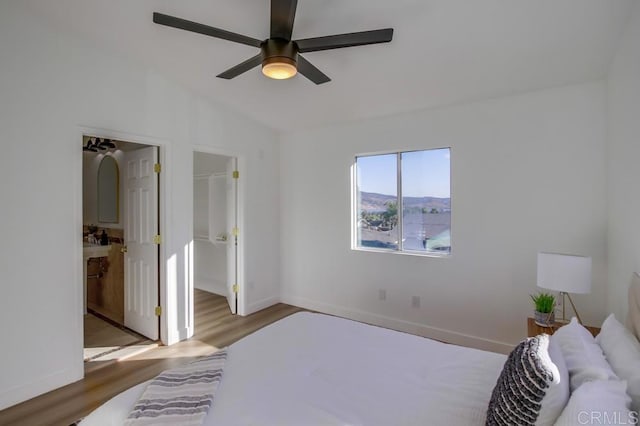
[527,317,600,338]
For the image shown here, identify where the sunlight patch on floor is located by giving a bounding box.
[84,313,157,361]
[85,342,159,362]
[120,340,220,361]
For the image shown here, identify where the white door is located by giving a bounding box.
[226,157,238,314]
[123,146,159,339]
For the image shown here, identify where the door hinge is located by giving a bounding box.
[232,170,239,179]
[153,234,162,244]
[231,227,239,236]
[154,163,161,173]
[155,306,162,316]
[232,284,239,294]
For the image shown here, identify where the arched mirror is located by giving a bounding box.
[98,156,119,223]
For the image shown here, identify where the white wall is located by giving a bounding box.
[0,3,280,410]
[280,82,608,353]
[606,3,640,322]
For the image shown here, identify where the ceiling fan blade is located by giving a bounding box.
[297,55,330,85]
[216,54,263,79]
[296,28,393,53]
[153,12,262,48]
[271,0,298,40]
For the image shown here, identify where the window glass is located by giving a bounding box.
[355,154,398,250]
[401,149,450,254]
[354,148,451,256]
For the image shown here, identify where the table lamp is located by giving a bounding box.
[536,252,592,324]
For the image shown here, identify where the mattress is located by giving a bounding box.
[82,312,506,425]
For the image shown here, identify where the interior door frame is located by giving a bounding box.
[76,126,169,349]
[192,145,246,316]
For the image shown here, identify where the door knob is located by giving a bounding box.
[121,246,128,253]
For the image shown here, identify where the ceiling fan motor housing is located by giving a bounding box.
[261,39,298,68]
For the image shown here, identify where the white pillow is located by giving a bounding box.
[552,317,617,391]
[596,314,640,413]
[554,380,635,426]
[539,336,571,425]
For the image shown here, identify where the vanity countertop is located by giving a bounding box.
[83,243,112,259]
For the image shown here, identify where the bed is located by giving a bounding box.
[82,274,640,426]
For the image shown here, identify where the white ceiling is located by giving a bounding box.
[25,0,633,131]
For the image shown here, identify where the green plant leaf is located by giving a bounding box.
[530,292,555,313]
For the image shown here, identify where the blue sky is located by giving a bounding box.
[356,148,450,198]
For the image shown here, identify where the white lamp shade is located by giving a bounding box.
[537,252,592,294]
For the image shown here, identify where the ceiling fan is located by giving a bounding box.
[153,0,394,84]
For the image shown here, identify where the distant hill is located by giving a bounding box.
[359,191,450,213]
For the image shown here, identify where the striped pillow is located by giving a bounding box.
[486,334,568,426]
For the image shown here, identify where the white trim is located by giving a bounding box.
[73,129,85,372]
[281,295,514,354]
[236,155,246,316]
[192,145,247,316]
[79,126,171,148]
[245,296,280,316]
[77,126,171,349]
[158,142,173,345]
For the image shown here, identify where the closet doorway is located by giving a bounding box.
[193,151,240,314]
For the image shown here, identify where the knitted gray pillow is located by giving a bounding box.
[486,334,561,426]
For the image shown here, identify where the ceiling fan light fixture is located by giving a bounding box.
[262,57,297,80]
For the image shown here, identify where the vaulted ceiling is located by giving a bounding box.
[25,0,633,131]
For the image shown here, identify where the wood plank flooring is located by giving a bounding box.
[0,290,304,426]
[83,312,155,362]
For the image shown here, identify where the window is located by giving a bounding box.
[353,148,451,255]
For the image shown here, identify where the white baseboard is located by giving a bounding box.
[244,296,280,316]
[0,366,83,411]
[194,276,226,297]
[281,295,514,354]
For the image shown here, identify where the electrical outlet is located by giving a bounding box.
[411,295,420,308]
[379,289,386,301]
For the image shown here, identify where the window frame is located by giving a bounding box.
[351,147,452,257]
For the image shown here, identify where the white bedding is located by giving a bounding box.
[82,312,506,425]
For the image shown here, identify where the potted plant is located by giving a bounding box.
[530,292,556,326]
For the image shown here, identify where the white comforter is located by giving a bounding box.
[82,312,506,425]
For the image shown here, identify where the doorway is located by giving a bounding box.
[82,137,160,361]
[193,151,239,314]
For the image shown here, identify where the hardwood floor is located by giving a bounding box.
[84,313,155,362]
[0,290,304,426]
